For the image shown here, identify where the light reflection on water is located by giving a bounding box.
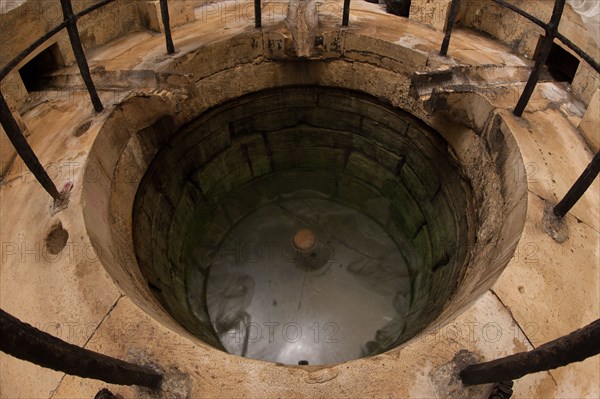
[192,194,412,365]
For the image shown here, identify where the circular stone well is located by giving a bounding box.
[132,86,476,365]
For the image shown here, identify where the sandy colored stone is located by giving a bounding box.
[578,88,600,152]
[410,0,452,32]
[0,123,16,178]
[0,1,598,398]
[494,192,599,343]
[573,61,600,106]
[50,292,551,399]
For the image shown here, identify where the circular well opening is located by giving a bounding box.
[132,87,475,365]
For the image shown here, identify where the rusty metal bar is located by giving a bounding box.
[159,0,175,54]
[460,319,600,386]
[513,0,566,116]
[490,0,546,28]
[439,0,461,56]
[0,92,61,200]
[76,0,117,19]
[342,0,351,26]
[489,0,600,75]
[0,0,116,82]
[0,23,67,82]
[60,0,103,112]
[254,0,262,28]
[0,308,163,388]
[553,151,600,218]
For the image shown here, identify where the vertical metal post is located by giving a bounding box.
[342,0,351,26]
[513,0,566,116]
[254,0,262,28]
[553,151,600,218]
[439,0,461,56]
[0,92,61,200]
[59,0,103,113]
[460,319,600,386]
[0,308,163,388]
[159,0,175,54]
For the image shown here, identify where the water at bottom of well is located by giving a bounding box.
[196,193,412,365]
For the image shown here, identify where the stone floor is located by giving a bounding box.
[0,0,598,398]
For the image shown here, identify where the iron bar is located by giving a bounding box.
[0,0,116,82]
[76,0,117,19]
[460,319,600,386]
[0,308,163,388]
[342,0,351,26]
[439,0,461,56]
[159,0,175,54]
[490,0,546,29]
[254,0,262,28]
[489,0,600,76]
[553,151,600,218]
[60,0,103,112]
[513,0,566,116]
[0,23,67,81]
[0,92,61,200]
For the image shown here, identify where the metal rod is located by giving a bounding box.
[439,0,461,56]
[0,0,116,81]
[553,151,600,218]
[159,0,175,54]
[342,0,351,26]
[0,23,67,81]
[0,308,163,388]
[513,0,566,116]
[513,39,553,116]
[76,0,117,19]
[254,0,262,28]
[489,0,600,76]
[59,0,103,113]
[490,0,546,29]
[0,92,61,200]
[460,319,600,386]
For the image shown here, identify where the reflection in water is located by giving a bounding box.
[205,273,255,356]
[210,274,254,330]
[196,193,415,365]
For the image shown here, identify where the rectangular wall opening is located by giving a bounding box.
[546,43,580,83]
[534,37,580,83]
[18,43,65,92]
[386,0,411,17]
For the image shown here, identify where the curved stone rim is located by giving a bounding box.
[82,60,527,369]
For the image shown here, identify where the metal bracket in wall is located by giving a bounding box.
[49,182,73,216]
[542,201,569,243]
